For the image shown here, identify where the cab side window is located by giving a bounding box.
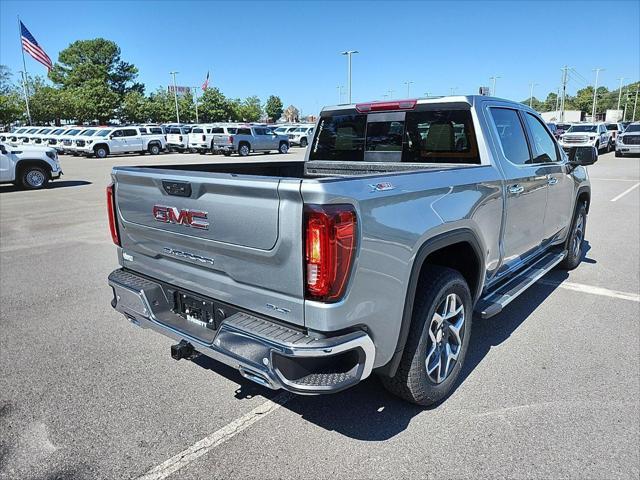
[489,108,531,165]
[523,113,558,163]
[112,130,124,138]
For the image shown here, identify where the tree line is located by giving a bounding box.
[521,81,640,118]
[0,38,285,127]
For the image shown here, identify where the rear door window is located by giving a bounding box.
[489,108,532,165]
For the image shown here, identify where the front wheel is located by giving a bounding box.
[20,166,49,190]
[615,150,623,158]
[278,142,289,154]
[380,266,472,406]
[300,138,308,147]
[94,146,108,158]
[559,203,587,270]
[148,144,161,155]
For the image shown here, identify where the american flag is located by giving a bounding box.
[202,71,210,91]
[20,21,53,71]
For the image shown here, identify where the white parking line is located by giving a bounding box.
[537,279,640,302]
[136,392,293,480]
[610,182,640,202]
[590,177,640,182]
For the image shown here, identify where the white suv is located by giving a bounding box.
[559,123,612,154]
[288,125,315,147]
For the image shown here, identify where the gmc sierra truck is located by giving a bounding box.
[107,96,595,405]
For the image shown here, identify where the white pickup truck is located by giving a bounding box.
[77,127,166,158]
[0,142,63,189]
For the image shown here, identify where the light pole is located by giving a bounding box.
[633,86,639,121]
[340,50,358,104]
[489,76,501,96]
[616,77,625,111]
[424,91,431,98]
[170,71,180,123]
[404,81,414,97]
[388,88,395,99]
[592,67,604,120]
[529,82,539,108]
[450,87,458,96]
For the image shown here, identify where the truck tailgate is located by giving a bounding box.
[112,166,305,326]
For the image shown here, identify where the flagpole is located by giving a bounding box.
[17,16,32,125]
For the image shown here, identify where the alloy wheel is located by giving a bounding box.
[425,293,465,384]
[572,213,584,258]
[26,169,46,188]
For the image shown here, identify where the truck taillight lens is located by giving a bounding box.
[228,135,233,144]
[106,183,120,246]
[304,205,357,302]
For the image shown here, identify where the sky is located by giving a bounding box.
[1,0,639,115]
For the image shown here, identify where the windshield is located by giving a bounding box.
[52,129,65,135]
[567,125,597,133]
[625,124,640,133]
[168,127,182,134]
[192,128,204,133]
[606,124,619,131]
[39,129,52,134]
[67,129,81,136]
[15,128,26,134]
[27,129,39,134]
[95,130,111,137]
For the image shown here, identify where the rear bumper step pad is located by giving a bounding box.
[108,268,375,394]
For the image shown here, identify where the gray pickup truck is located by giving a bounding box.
[107,96,595,405]
[214,125,290,156]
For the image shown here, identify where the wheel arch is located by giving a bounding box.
[93,143,110,153]
[576,185,591,213]
[15,159,53,178]
[378,228,485,377]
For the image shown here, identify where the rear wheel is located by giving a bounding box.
[380,266,472,406]
[238,143,250,157]
[20,166,49,190]
[149,143,161,155]
[559,202,587,270]
[615,150,623,158]
[300,137,308,147]
[223,151,232,157]
[278,142,289,154]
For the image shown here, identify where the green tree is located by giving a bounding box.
[29,77,68,124]
[264,95,283,122]
[147,88,175,123]
[238,95,262,122]
[199,87,233,122]
[120,90,150,123]
[0,65,24,126]
[50,38,141,94]
[177,90,196,123]
[66,80,119,123]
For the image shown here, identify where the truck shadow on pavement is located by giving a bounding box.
[194,271,576,441]
[0,180,91,193]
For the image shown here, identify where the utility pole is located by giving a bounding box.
[592,67,604,121]
[404,81,414,97]
[633,86,639,121]
[336,85,342,103]
[450,87,458,96]
[340,50,358,104]
[489,76,501,96]
[169,71,180,123]
[529,82,539,108]
[555,87,560,113]
[616,77,625,111]
[560,66,569,123]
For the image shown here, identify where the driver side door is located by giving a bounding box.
[0,145,14,182]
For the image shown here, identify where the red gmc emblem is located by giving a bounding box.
[152,205,209,230]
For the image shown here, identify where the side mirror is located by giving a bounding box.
[568,146,597,166]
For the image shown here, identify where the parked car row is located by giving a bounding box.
[549,121,637,158]
[1,121,316,158]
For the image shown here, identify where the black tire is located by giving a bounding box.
[238,143,250,157]
[607,141,613,153]
[19,165,49,190]
[223,151,232,157]
[380,266,473,406]
[210,141,216,154]
[300,137,308,147]
[148,143,161,155]
[94,145,108,158]
[262,151,270,154]
[615,149,622,158]
[559,202,587,270]
[278,142,289,154]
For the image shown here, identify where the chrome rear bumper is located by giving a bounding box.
[108,269,375,394]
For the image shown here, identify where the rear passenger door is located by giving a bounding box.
[123,128,142,152]
[253,128,270,150]
[488,106,549,275]
[522,112,574,243]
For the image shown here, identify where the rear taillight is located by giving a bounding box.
[304,204,357,302]
[106,183,120,246]
[228,135,233,144]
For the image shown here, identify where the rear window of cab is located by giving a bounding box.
[310,108,479,164]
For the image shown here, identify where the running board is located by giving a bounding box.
[475,251,566,319]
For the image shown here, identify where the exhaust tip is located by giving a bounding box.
[171,340,194,360]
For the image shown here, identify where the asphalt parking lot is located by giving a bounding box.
[0,149,638,479]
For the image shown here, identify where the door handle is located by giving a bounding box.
[547,176,558,185]
[508,184,524,195]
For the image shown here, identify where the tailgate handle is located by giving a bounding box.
[162,180,192,197]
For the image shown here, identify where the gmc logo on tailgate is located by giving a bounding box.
[152,205,209,230]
